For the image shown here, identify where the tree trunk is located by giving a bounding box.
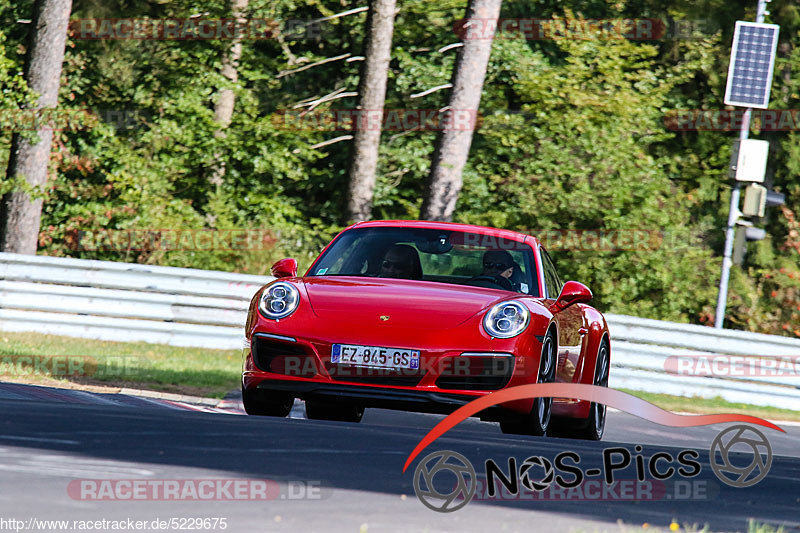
[0,0,72,254]
[210,0,248,189]
[420,0,501,221]
[346,0,397,223]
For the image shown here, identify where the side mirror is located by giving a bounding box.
[549,281,592,313]
[271,258,298,278]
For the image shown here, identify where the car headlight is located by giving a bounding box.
[483,301,530,338]
[258,282,300,319]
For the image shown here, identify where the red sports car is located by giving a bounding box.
[242,220,610,440]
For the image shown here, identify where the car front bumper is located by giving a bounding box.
[242,329,547,417]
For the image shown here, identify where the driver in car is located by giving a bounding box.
[476,250,516,291]
[379,244,422,280]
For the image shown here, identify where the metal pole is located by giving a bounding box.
[714,112,749,328]
[714,0,768,329]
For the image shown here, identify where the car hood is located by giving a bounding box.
[302,276,515,329]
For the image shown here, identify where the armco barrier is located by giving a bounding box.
[0,252,263,350]
[605,314,800,410]
[2,252,800,409]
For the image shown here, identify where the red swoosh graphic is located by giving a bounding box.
[402,383,784,472]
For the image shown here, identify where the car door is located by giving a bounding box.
[540,247,583,383]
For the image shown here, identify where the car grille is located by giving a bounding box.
[324,362,425,387]
[252,335,317,378]
[435,356,514,391]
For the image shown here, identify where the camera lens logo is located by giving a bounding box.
[519,456,554,491]
[710,425,772,488]
[413,450,476,513]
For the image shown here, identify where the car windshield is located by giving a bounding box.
[308,226,538,295]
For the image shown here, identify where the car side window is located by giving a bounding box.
[540,248,563,299]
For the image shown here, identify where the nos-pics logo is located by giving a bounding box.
[413,424,773,513]
[413,450,476,513]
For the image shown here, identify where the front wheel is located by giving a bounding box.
[550,338,609,440]
[305,400,364,423]
[242,386,293,417]
[500,330,557,436]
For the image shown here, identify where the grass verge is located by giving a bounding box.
[620,388,800,423]
[1,330,799,419]
[0,331,240,398]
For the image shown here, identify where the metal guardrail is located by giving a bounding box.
[2,252,799,409]
[605,314,800,410]
[0,253,263,350]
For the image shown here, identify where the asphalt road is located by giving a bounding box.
[0,383,799,533]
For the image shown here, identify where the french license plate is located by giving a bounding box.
[331,344,420,370]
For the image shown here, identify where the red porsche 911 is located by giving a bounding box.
[242,220,610,440]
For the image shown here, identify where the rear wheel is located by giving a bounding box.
[500,329,557,436]
[550,338,609,440]
[305,400,364,423]
[242,386,293,417]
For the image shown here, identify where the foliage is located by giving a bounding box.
[0,0,799,334]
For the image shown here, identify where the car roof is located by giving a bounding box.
[349,219,539,247]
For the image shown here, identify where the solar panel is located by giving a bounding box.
[724,21,780,109]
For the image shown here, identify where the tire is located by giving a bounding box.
[242,385,293,417]
[550,338,609,440]
[500,329,557,436]
[305,400,364,423]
